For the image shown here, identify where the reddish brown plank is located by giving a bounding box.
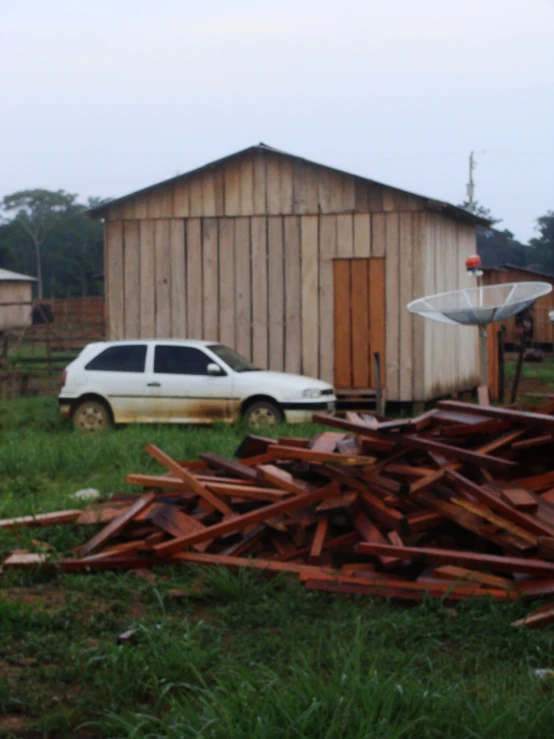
[267,444,374,466]
[303,576,514,602]
[433,565,517,591]
[309,518,329,562]
[511,434,553,450]
[0,510,81,529]
[355,542,554,576]
[146,445,232,515]
[199,452,262,483]
[206,483,291,502]
[447,471,554,538]
[351,259,370,387]
[437,400,554,432]
[333,259,352,389]
[498,487,538,513]
[512,605,554,629]
[353,511,401,568]
[171,551,339,577]
[392,435,518,472]
[368,258,386,388]
[153,485,339,556]
[151,504,210,552]
[76,492,156,557]
[310,432,348,453]
[360,491,408,534]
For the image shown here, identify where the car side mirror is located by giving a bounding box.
[207,363,223,376]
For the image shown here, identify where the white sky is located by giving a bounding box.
[1,0,553,242]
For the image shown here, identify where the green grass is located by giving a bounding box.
[505,355,554,384]
[1,399,554,738]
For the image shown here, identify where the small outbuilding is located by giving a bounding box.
[89,143,488,405]
[483,265,554,348]
[0,268,36,332]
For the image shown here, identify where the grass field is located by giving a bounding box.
[1,399,554,738]
[504,354,554,403]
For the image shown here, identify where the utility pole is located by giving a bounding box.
[467,151,476,213]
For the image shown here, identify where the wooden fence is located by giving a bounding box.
[1,296,105,399]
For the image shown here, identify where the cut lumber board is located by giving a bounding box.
[0,510,81,529]
[146,445,232,515]
[353,512,401,568]
[355,542,554,576]
[309,518,329,562]
[310,432,348,453]
[171,551,340,578]
[447,471,554,538]
[151,503,210,552]
[433,565,517,591]
[437,400,554,431]
[511,434,553,450]
[311,414,396,450]
[200,453,263,483]
[152,484,339,556]
[303,576,516,602]
[360,491,408,534]
[391,435,518,472]
[498,487,538,513]
[267,444,374,466]
[512,605,554,629]
[205,483,291,502]
[75,492,156,557]
[3,552,49,567]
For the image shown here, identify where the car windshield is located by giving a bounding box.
[208,344,261,372]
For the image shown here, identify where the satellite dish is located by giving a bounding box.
[407,282,553,326]
[407,282,552,389]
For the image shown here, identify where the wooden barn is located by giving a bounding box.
[0,268,36,332]
[89,143,488,406]
[483,265,554,347]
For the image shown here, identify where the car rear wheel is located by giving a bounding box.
[73,400,112,432]
[242,400,283,428]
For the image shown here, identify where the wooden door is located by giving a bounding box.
[333,258,385,390]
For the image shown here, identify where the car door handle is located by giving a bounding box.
[147,382,161,387]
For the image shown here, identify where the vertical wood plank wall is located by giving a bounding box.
[0,282,33,330]
[102,149,479,401]
[422,214,479,400]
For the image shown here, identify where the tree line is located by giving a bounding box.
[458,200,554,273]
[0,189,553,300]
[0,190,106,299]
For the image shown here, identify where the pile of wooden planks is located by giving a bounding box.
[5,400,554,629]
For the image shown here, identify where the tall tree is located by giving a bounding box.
[458,200,528,268]
[1,189,77,298]
[527,211,554,273]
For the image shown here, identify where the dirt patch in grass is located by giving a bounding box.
[0,714,30,733]
[1,587,67,614]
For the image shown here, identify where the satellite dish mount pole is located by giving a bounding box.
[466,255,487,387]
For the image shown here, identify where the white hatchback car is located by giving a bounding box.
[59,340,336,431]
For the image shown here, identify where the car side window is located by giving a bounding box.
[85,345,147,372]
[154,346,216,375]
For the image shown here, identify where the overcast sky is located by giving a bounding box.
[2,0,553,242]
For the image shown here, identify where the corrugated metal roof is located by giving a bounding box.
[87,142,490,227]
[0,267,37,282]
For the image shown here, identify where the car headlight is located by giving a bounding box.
[302,388,323,399]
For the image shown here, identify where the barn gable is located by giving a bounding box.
[90,144,487,227]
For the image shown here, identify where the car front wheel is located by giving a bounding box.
[73,400,112,432]
[242,400,283,428]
